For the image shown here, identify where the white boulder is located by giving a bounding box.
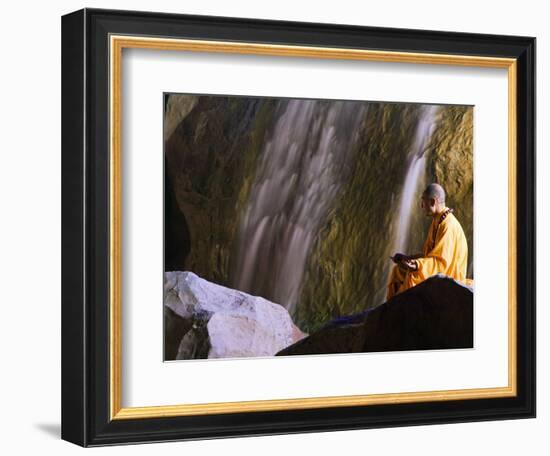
[164,271,306,359]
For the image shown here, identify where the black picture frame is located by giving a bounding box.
[62,8,536,447]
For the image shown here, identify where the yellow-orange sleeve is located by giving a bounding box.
[412,222,455,281]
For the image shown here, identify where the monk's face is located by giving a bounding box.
[421,195,437,216]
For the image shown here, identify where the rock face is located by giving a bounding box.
[164,95,277,281]
[427,107,474,277]
[164,271,306,360]
[277,275,473,356]
[164,94,199,140]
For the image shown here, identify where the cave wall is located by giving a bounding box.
[164,94,277,286]
[428,106,474,277]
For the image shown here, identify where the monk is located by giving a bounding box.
[387,183,469,300]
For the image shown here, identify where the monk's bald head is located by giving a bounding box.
[422,183,446,204]
[421,183,446,216]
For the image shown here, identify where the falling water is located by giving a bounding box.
[391,105,440,256]
[232,99,367,312]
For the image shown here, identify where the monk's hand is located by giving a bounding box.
[402,259,418,271]
[391,253,409,263]
[395,257,417,271]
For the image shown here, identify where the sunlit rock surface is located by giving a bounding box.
[164,94,198,140]
[277,275,473,356]
[429,107,474,276]
[164,271,306,360]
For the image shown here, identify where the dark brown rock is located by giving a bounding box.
[277,275,473,356]
[164,307,192,360]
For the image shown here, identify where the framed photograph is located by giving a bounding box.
[61,8,535,447]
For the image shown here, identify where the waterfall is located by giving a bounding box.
[390,105,440,256]
[232,99,367,312]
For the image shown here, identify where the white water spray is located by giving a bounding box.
[391,105,440,255]
[232,99,367,312]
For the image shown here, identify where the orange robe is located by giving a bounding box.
[387,208,469,300]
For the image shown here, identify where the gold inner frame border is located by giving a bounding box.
[109,35,517,420]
